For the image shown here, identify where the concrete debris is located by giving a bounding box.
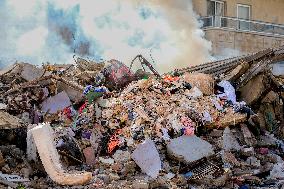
[20,63,45,81]
[224,61,250,82]
[246,156,261,168]
[0,44,283,188]
[239,74,267,105]
[99,157,115,165]
[0,104,7,110]
[132,179,149,189]
[241,124,257,146]
[0,111,21,129]
[0,175,18,189]
[222,127,242,151]
[57,81,84,102]
[41,91,72,114]
[270,163,284,179]
[183,73,214,95]
[131,139,161,179]
[0,173,29,182]
[185,86,203,99]
[222,151,241,167]
[113,150,131,163]
[83,147,96,166]
[167,135,214,163]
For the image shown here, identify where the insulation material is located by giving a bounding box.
[27,123,92,186]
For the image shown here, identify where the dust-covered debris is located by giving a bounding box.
[0,45,283,188]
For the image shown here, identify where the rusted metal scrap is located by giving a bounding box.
[130,55,161,78]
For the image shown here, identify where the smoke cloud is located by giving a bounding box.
[0,0,212,73]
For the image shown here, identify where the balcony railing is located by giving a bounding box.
[201,16,284,36]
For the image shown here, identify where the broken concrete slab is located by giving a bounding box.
[259,132,278,146]
[76,57,104,72]
[262,91,278,103]
[57,81,84,102]
[131,139,161,179]
[167,135,214,163]
[241,124,257,146]
[224,61,250,82]
[0,175,18,189]
[222,127,242,151]
[0,63,22,76]
[0,111,21,129]
[239,74,267,105]
[41,91,72,114]
[20,63,45,81]
[211,112,247,128]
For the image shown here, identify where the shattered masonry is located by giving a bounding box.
[0,46,283,188]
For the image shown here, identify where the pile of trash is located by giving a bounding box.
[0,49,283,189]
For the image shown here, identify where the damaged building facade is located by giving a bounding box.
[192,0,284,56]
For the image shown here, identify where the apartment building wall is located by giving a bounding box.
[192,0,284,25]
[192,0,284,55]
[205,28,284,55]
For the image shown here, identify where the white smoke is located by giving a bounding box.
[214,48,244,61]
[0,0,212,73]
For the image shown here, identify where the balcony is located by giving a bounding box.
[201,16,284,36]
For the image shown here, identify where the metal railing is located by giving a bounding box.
[201,16,284,36]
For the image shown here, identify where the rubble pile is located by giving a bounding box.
[0,46,283,188]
